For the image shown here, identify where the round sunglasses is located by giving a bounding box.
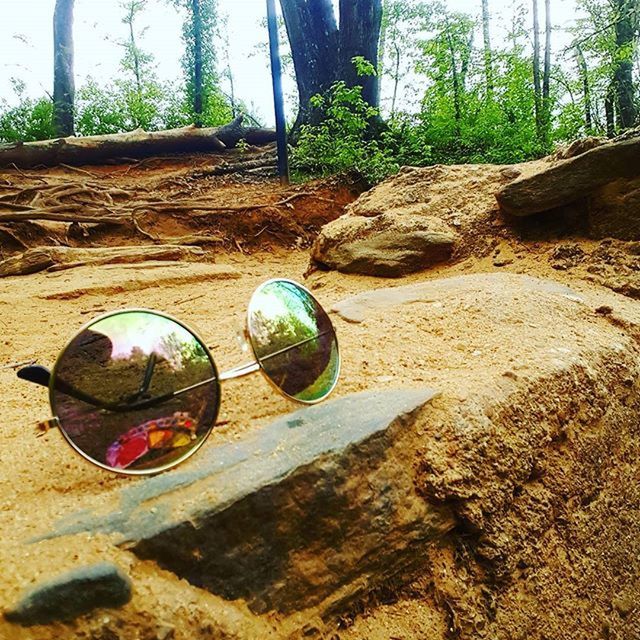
[17,279,340,475]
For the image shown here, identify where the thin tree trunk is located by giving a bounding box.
[532,0,542,140]
[53,0,75,137]
[444,16,462,134]
[481,0,493,97]
[614,0,637,129]
[192,0,204,127]
[391,43,401,117]
[128,13,142,95]
[605,83,616,138]
[575,44,592,131]
[542,0,552,140]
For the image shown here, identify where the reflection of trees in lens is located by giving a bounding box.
[249,283,336,398]
[53,312,218,470]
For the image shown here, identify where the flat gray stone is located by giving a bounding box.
[4,563,131,625]
[331,272,584,323]
[39,389,451,616]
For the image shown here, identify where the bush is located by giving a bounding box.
[291,76,400,185]
[0,97,55,143]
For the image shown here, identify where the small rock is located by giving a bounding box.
[156,623,176,640]
[500,167,522,181]
[493,244,516,267]
[4,563,132,626]
[550,244,587,271]
[595,305,613,316]
[612,593,635,617]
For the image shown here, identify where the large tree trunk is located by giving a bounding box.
[339,0,383,108]
[481,0,493,97]
[0,117,276,168]
[192,0,204,126]
[53,0,75,137]
[279,0,382,134]
[614,0,637,130]
[279,0,339,132]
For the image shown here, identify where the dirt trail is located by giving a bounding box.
[0,155,638,640]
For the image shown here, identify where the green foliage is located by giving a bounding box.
[0,96,55,143]
[0,79,56,142]
[291,63,400,185]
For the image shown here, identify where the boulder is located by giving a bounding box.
[39,389,451,617]
[30,273,640,640]
[312,164,516,276]
[496,136,640,217]
[311,213,456,277]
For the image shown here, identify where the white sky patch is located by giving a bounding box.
[1,0,580,126]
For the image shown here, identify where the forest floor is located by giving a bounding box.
[0,150,638,640]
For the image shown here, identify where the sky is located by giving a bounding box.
[0,0,581,125]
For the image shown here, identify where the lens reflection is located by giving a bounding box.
[51,310,219,473]
[247,280,339,403]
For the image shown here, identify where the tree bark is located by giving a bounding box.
[279,0,339,131]
[279,0,382,133]
[542,0,552,138]
[192,0,204,126]
[532,0,542,140]
[576,45,592,131]
[0,117,276,168]
[481,0,493,97]
[614,0,637,130]
[53,0,75,137]
[339,0,383,108]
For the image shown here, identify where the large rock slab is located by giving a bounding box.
[311,164,520,277]
[5,563,131,625]
[14,273,640,640]
[40,389,451,617]
[496,136,640,216]
[36,261,240,300]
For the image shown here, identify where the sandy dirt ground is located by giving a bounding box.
[0,155,638,639]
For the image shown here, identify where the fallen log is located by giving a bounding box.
[0,116,277,168]
[0,245,205,277]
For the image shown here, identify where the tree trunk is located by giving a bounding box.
[605,83,616,138]
[532,0,542,140]
[444,17,462,134]
[127,9,142,95]
[192,0,204,127]
[0,117,276,168]
[339,0,383,108]
[279,0,339,132]
[576,45,592,131]
[542,0,552,139]
[614,0,637,130]
[481,0,493,97]
[279,0,382,133]
[53,0,75,137]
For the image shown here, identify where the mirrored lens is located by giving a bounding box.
[51,310,219,474]
[247,280,340,403]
